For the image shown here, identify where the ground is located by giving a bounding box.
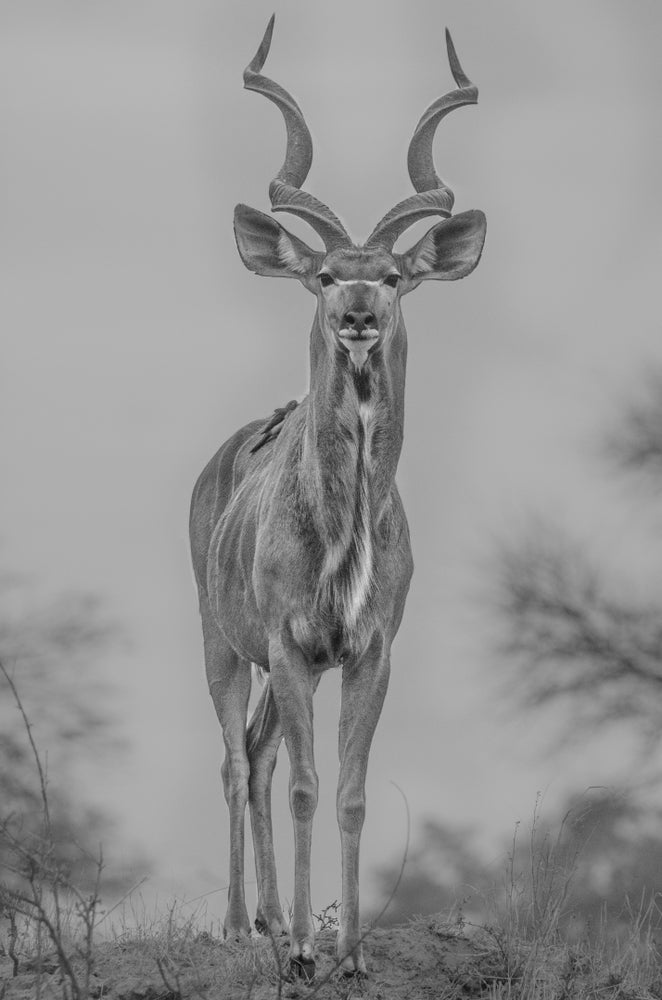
[3,914,662,999]
[0,918,503,1000]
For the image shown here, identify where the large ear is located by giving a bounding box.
[399,210,486,289]
[234,204,323,289]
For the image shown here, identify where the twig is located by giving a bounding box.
[73,844,104,997]
[0,661,52,837]
[95,876,148,928]
[263,923,286,999]
[18,880,81,998]
[0,659,100,1000]
[7,908,19,977]
[156,955,182,998]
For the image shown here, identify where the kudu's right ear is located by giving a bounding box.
[234,205,323,290]
[398,210,487,290]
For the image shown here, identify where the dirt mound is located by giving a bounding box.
[1,918,489,999]
[6,915,661,999]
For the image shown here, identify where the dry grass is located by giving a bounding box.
[461,798,662,998]
[3,866,662,999]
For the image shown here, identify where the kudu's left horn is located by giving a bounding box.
[367,29,478,250]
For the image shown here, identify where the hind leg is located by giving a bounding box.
[200,600,252,937]
[247,679,286,936]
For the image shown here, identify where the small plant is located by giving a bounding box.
[313,900,340,932]
[468,797,662,999]
[0,660,104,998]
[472,798,585,995]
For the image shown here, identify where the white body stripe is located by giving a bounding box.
[319,401,375,628]
[348,401,374,623]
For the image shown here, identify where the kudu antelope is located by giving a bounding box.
[189,16,486,979]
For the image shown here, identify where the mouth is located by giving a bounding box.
[338,330,379,347]
[338,330,379,370]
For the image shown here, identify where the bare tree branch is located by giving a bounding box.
[606,371,662,481]
[496,523,662,734]
[0,662,52,838]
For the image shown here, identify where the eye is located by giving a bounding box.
[383,273,401,288]
[319,273,335,288]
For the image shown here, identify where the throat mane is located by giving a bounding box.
[317,395,375,629]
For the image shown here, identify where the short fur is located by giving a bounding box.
[189,18,486,980]
[188,212,484,975]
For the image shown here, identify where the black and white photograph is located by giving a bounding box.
[2,2,661,996]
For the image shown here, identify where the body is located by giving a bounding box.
[189,16,485,979]
[190,285,413,974]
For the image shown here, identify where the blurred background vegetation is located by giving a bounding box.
[376,369,662,933]
[0,581,140,893]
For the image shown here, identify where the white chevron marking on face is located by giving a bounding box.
[334,279,382,286]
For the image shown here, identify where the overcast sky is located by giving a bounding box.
[2,1,662,926]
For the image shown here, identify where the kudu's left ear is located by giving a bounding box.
[399,210,486,289]
[234,204,323,290]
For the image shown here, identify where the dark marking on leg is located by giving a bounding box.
[290,956,316,983]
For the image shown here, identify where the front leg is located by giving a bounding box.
[268,625,318,981]
[336,634,390,975]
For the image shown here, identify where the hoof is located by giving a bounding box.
[290,956,316,983]
[341,967,368,981]
[338,948,367,977]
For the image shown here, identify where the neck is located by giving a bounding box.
[301,313,407,559]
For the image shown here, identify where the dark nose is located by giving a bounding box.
[342,310,376,334]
